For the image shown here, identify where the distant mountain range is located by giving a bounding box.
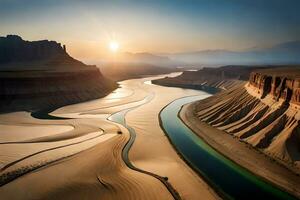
[121,52,170,63]
[3,34,298,69]
[111,52,181,67]
[164,41,300,65]
[106,40,300,67]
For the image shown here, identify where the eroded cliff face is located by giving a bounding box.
[153,65,263,90]
[0,35,68,63]
[249,71,300,106]
[0,35,117,112]
[0,68,117,112]
[193,68,300,172]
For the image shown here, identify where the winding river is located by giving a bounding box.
[105,75,297,200]
[108,94,181,199]
[159,95,297,200]
[1,73,298,199]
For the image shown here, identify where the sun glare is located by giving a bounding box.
[109,41,119,52]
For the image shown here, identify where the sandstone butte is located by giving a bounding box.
[0,35,117,112]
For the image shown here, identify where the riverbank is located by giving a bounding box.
[180,102,300,198]
[0,73,219,199]
[0,75,175,199]
[124,77,219,200]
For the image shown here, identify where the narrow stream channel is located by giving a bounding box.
[108,94,182,200]
[160,95,297,200]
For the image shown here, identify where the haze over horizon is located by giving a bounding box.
[1,0,300,61]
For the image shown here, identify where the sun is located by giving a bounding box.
[109,41,119,52]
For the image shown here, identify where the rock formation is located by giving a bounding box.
[153,65,266,90]
[191,67,300,172]
[155,65,300,172]
[249,68,300,105]
[0,35,69,63]
[0,35,117,112]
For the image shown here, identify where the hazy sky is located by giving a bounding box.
[1,0,300,60]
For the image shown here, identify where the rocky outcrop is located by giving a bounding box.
[153,65,266,90]
[0,68,116,112]
[249,69,300,105]
[0,35,117,112]
[191,67,300,172]
[0,35,68,63]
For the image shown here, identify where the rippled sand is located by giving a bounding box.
[0,72,218,200]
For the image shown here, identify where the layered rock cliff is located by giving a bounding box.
[0,35,117,112]
[192,67,300,172]
[0,35,68,63]
[153,65,266,90]
[249,68,300,106]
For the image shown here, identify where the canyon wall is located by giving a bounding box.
[155,65,300,171]
[0,68,116,112]
[0,35,117,112]
[0,35,68,63]
[192,67,300,172]
[249,70,300,106]
[153,65,265,90]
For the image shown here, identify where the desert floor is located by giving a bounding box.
[0,73,218,200]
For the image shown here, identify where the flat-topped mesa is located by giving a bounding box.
[249,68,300,105]
[153,65,267,91]
[0,35,69,63]
[0,35,117,112]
